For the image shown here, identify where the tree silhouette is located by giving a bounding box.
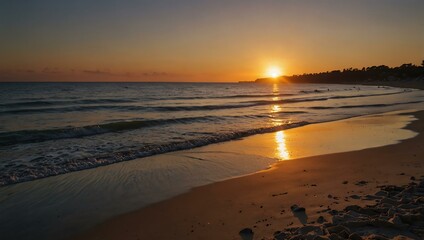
[255,62,424,84]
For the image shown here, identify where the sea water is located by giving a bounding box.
[1,82,423,186]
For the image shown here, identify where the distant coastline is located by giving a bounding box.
[243,62,424,89]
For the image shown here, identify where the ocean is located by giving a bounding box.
[1,82,424,186]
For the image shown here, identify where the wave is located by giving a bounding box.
[0,116,221,146]
[151,93,296,100]
[0,93,295,109]
[0,98,136,108]
[308,100,423,110]
[0,114,275,146]
[0,121,309,186]
[0,91,407,115]
[274,111,308,114]
[152,91,408,111]
[245,91,407,104]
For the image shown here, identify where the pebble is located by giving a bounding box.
[355,180,368,186]
[252,179,424,240]
[291,204,306,212]
[317,216,326,223]
[239,228,253,237]
[348,233,362,240]
[350,194,361,199]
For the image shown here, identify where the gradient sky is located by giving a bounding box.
[1,0,423,82]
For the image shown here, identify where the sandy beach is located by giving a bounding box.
[74,107,424,240]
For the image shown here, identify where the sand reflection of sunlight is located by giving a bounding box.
[275,131,290,160]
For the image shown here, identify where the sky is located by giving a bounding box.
[0,0,423,82]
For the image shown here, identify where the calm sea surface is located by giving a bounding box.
[1,82,424,186]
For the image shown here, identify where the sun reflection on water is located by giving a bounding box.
[272,83,279,93]
[270,83,282,121]
[272,83,290,160]
[271,104,281,113]
[275,131,290,160]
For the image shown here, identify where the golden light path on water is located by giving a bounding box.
[271,83,281,113]
[269,83,291,160]
[271,104,281,113]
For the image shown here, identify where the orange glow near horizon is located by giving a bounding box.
[1,2,423,82]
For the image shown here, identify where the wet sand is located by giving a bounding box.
[74,109,424,240]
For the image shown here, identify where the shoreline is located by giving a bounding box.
[3,92,422,240]
[74,108,424,240]
[3,83,422,188]
[4,82,421,187]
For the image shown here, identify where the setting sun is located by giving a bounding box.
[266,66,282,78]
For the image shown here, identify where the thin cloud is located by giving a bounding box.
[42,67,61,74]
[82,70,117,76]
[82,70,171,78]
[16,69,35,73]
[142,71,168,77]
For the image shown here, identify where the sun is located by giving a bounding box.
[266,66,282,78]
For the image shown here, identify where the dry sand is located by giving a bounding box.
[74,109,424,240]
